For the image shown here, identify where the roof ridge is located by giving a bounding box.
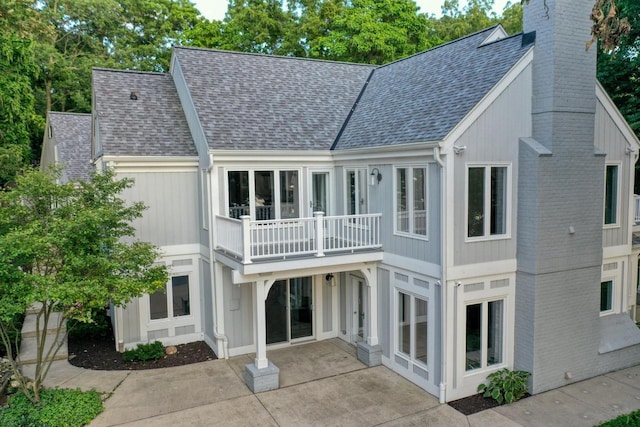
[92,67,168,76]
[48,111,91,117]
[376,24,503,70]
[173,45,377,68]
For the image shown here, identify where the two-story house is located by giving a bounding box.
[41,0,640,402]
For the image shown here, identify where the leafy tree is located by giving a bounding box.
[0,167,168,403]
[0,33,44,184]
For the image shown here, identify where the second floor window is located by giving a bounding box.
[467,165,508,239]
[396,167,427,236]
[227,169,299,220]
[604,164,619,226]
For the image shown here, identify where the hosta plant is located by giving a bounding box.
[477,368,530,404]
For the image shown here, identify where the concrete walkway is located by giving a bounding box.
[32,339,640,426]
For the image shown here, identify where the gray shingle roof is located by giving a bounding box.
[48,112,93,181]
[334,27,533,150]
[93,69,197,157]
[173,47,375,150]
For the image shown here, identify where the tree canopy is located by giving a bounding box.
[0,167,168,402]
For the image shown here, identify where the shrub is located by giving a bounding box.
[477,368,530,404]
[123,341,165,362]
[67,308,111,339]
[599,409,640,426]
[0,388,103,426]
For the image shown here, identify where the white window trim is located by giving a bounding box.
[603,162,622,229]
[201,169,209,230]
[599,277,616,316]
[148,272,195,323]
[343,167,369,215]
[393,165,429,240]
[462,297,508,375]
[464,163,512,242]
[394,289,429,371]
[224,167,303,220]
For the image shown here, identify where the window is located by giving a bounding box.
[149,275,191,320]
[465,299,504,371]
[467,166,508,238]
[600,280,613,313]
[396,167,427,236]
[227,169,300,220]
[604,164,619,225]
[397,291,428,367]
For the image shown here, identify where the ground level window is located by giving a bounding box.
[397,291,428,367]
[465,299,504,371]
[600,280,613,312]
[149,275,191,320]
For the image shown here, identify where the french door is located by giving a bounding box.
[266,277,314,344]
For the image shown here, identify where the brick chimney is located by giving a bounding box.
[515,0,605,393]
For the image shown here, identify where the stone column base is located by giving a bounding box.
[245,361,280,393]
[357,342,382,367]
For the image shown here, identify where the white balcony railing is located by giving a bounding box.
[215,212,382,263]
[635,195,640,225]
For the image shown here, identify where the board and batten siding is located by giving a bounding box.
[121,299,141,343]
[222,266,254,350]
[452,64,532,266]
[201,259,214,341]
[595,99,632,248]
[119,171,199,246]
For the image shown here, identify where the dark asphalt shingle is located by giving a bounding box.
[48,112,93,181]
[93,69,197,157]
[334,27,532,149]
[173,47,375,151]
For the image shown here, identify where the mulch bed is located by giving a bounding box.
[448,392,531,415]
[68,326,217,370]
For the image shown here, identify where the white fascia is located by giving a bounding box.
[100,155,199,172]
[332,141,439,163]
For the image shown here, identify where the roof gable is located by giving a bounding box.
[173,47,375,151]
[47,112,92,181]
[334,27,533,150]
[92,69,197,157]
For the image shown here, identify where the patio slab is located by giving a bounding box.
[91,359,250,426]
[256,366,440,426]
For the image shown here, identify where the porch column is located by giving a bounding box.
[254,280,268,369]
[356,267,382,367]
[244,280,279,392]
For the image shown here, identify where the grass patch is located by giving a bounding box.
[0,388,103,427]
[598,409,640,426]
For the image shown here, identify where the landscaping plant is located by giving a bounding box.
[123,341,165,362]
[0,167,168,403]
[477,368,530,404]
[0,388,103,427]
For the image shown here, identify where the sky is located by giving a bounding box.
[193,0,513,22]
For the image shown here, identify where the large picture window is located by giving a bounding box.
[604,164,619,225]
[465,299,504,371]
[227,169,301,220]
[467,165,508,238]
[396,167,427,236]
[149,275,191,320]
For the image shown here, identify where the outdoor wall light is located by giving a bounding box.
[325,273,334,282]
[370,168,382,186]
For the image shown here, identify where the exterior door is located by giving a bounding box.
[266,277,314,345]
[351,276,366,343]
[310,171,330,216]
[347,169,368,215]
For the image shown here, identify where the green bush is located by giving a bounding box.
[477,368,530,405]
[67,308,111,339]
[0,314,24,358]
[123,341,165,362]
[599,409,640,426]
[0,388,103,427]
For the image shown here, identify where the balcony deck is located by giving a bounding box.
[214,213,383,275]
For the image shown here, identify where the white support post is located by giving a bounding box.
[364,267,379,346]
[241,215,252,264]
[254,280,268,369]
[314,211,325,257]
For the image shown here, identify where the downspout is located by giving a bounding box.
[434,146,447,404]
[207,157,230,359]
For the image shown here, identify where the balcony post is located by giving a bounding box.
[241,215,252,264]
[314,211,324,257]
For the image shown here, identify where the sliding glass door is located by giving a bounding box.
[266,277,313,345]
